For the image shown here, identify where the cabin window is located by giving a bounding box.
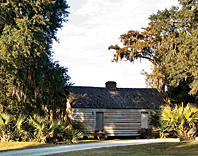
[141,112,148,129]
[96,112,104,132]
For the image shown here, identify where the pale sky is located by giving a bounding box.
[52,0,179,88]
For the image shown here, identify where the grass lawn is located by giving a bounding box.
[45,141,198,156]
[0,139,109,151]
[0,137,134,152]
[1,139,198,156]
[0,142,57,151]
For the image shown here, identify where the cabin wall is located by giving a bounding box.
[71,108,152,136]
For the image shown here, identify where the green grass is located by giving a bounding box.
[1,139,198,156]
[45,141,198,156]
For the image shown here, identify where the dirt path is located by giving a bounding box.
[0,138,181,156]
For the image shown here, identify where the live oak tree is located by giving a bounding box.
[166,79,196,104]
[108,24,166,92]
[0,0,70,118]
[141,64,165,93]
[108,0,198,104]
[150,0,198,102]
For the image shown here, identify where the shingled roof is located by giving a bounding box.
[68,85,166,109]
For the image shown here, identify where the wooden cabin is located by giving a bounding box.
[67,81,166,138]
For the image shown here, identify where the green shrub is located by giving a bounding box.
[29,115,82,144]
[151,110,175,138]
[151,104,198,141]
[72,120,84,131]
[62,125,82,144]
[0,113,28,142]
[0,113,14,142]
[0,113,83,143]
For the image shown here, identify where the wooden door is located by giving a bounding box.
[96,112,104,132]
[141,112,148,129]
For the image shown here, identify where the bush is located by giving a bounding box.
[151,110,175,138]
[151,104,198,141]
[0,113,14,142]
[62,125,82,144]
[29,115,82,144]
[0,113,83,143]
[0,113,28,142]
[72,120,84,131]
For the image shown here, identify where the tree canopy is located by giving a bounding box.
[108,0,198,104]
[0,0,71,119]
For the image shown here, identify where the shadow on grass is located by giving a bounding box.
[0,138,116,152]
[0,142,59,152]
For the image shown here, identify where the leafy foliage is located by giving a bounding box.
[167,79,198,104]
[28,115,82,144]
[150,0,198,96]
[151,104,198,140]
[29,115,52,143]
[0,0,71,118]
[141,65,165,92]
[108,0,198,103]
[151,110,175,138]
[72,120,84,131]
[0,113,28,142]
[0,113,14,142]
[0,113,82,143]
[108,25,166,92]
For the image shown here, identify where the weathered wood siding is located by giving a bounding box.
[71,108,150,136]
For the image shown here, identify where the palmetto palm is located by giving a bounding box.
[0,113,28,142]
[29,115,60,142]
[0,113,13,142]
[161,104,198,141]
[13,114,27,141]
[29,115,47,142]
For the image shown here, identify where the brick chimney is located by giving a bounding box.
[105,81,117,91]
